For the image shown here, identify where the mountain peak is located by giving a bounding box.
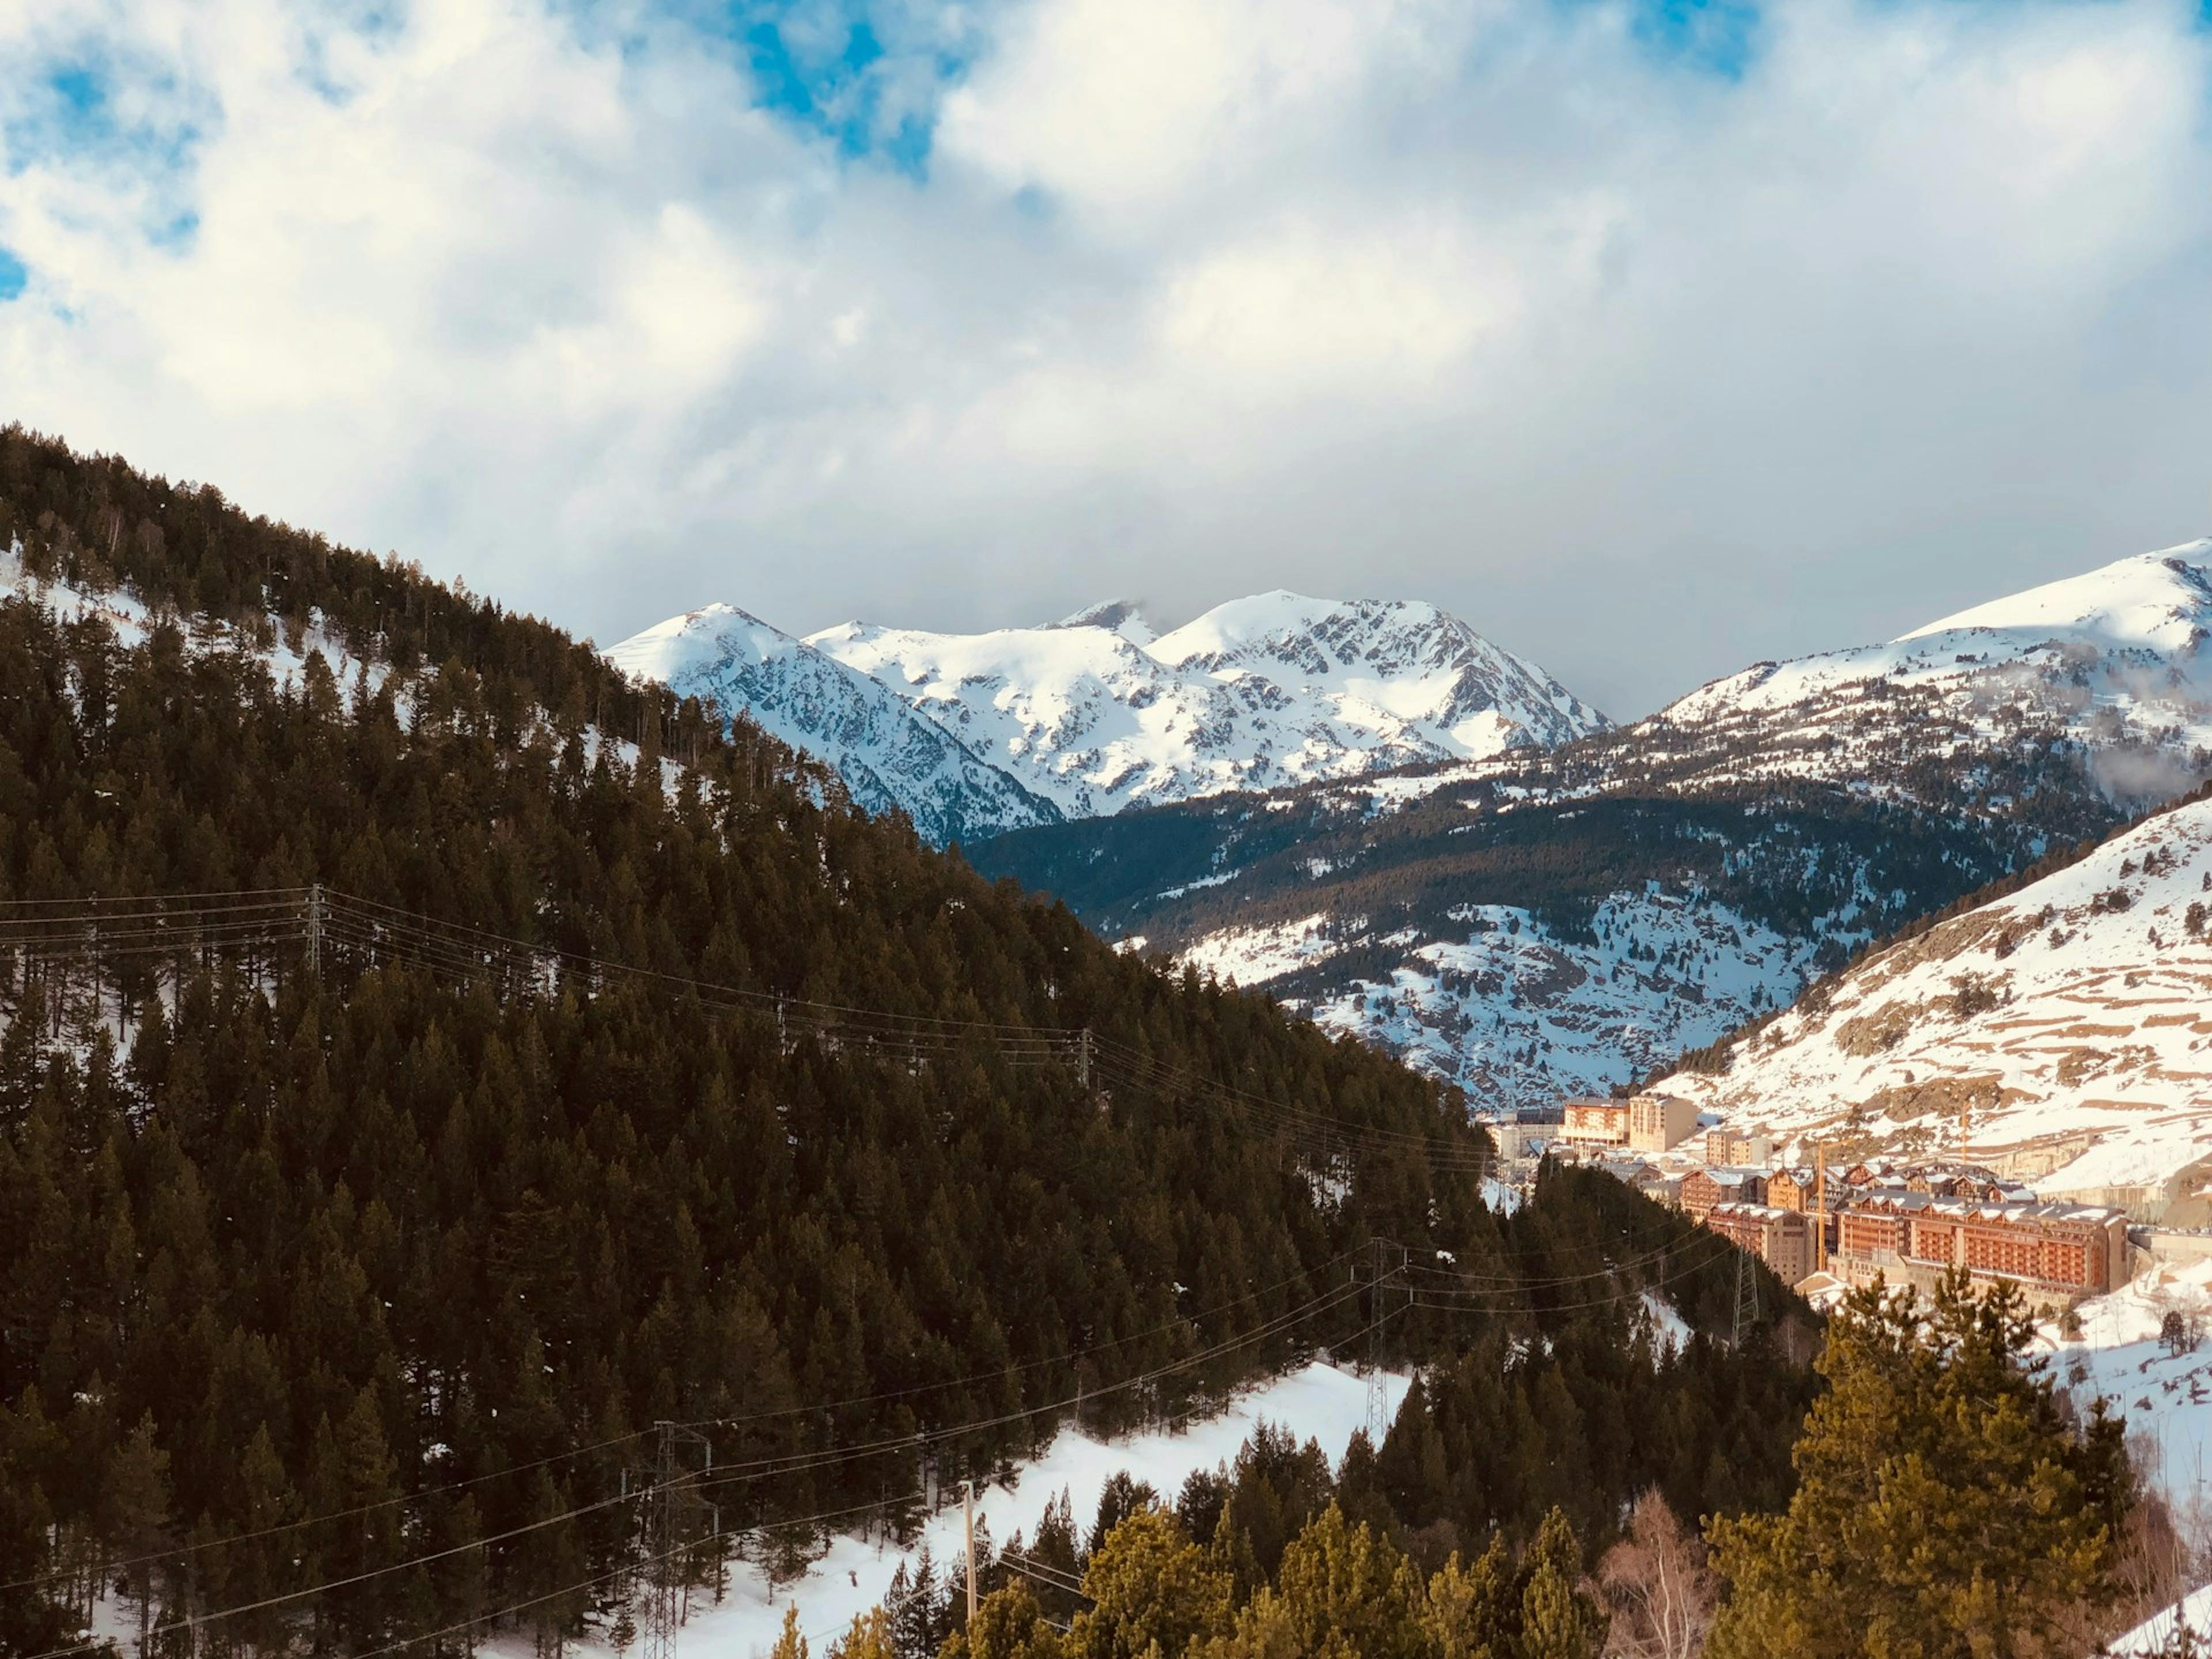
[604,605,1059,845]
[1052,597,1160,646]
[1900,540,2212,650]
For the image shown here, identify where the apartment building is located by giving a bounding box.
[1559,1097,1632,1147]
[1831,1191,2127,1312]
[1627,1092,1700,1153]
[1681,1166,1768,1221]
[1704,1126,1774,1167]
[1706,1202,1814,1287]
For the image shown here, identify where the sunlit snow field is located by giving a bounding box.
[487,1361,1411,1659]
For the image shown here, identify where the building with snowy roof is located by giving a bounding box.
[1831,1190,2127,1312]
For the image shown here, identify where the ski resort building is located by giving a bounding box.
[1559,1098,1632,1147]
[1704,1127,1774,1167]
[1681,1167,1768,1221]
[1830,1191,2128,1312]
[1705,1202,1814,1287]
[1765,1166,1847,1215]
[1627,1092,1700,1153]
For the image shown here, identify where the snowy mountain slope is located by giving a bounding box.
[604,604,1060,844]
[1175,889,1819,1101]
[978,540,2212,1106]
[805,591,1608,819]
[1631,543,2212,807]
[1665,787,2212,1215]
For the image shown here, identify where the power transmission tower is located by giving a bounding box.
[636,1421,718,1659]
[1732,1247,1760,1347]
[1365,1238,1406,1444]
[305,883,325,978]
[1076,1028,1093,1092]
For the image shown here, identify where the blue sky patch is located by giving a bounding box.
[0,248,26,302]
[728,2,956,177]
[1625,0,1759,79]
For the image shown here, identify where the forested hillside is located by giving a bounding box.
[0,430,1820,1658]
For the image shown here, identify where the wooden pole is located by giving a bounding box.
[1815,1145,1828,1274]
[963,1480,979,1626]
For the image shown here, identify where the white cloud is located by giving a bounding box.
[0,0,2207,718]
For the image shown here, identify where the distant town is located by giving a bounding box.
[1490,1094,2167,1319]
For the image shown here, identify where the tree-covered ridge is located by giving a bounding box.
[0,423,717,775]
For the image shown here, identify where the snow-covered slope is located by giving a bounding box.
[982,540,2212,1107]
[1173,891,1817,1100]
[605,604,1060,844]
[471,1361,1408,1659]
[806,592,1608,819]
[1668,789,2212,1215]
[1636,541,2212,808]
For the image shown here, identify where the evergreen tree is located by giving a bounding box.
[831,1607,898,1659]
[941,1586,1064,1659]
[1517,1509,1604,1659]
[101,1412,172,1658]
[893,1550,942,1659]
[1423,1535,1519,1659]
[1225,1503,1430,1659]
[770,1604,810,1659]
[1707,1273,2133,1658]
[1069,1509,1232,1659]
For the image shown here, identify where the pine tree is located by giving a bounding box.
[770,1604,809,1659]
[1069,1508,1231,1659]
[101,1412,172,1658]
[893,1549,941,1659]
[828,1605,898,1659]
[1518,1509,1604,1659]
[1233,1503,1429,1659]
[1707,1273,2131,1658]
[941,1586,1062,1659]
[1424,1534,1519,1659]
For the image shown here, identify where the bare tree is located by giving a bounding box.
[1598,1491,1715,1659]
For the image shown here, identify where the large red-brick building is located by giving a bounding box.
[1831,1191,2126,1312]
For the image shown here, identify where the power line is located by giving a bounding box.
[0,887,1496,1172]
[18,1479,666,1659]
[17,1283,1378,1659]
[0,1238,1375,1597]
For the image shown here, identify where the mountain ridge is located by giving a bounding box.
[609,586,1609,834]
[1663,779,2212,1218]
[967,539,2212,1104]
[603,600,1062,844]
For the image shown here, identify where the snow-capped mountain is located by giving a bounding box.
[1334,539,2212,821]
[1664,786,2212,1220]
[604,604,1060,844]
[1634,542,2212,806]
[970,540,2212,1104]
[805,592,1609,819]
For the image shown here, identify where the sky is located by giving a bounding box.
[1,0,2209,719]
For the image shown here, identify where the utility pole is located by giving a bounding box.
[962,1480,979,1627]
[1814,1144,1828,1274]
[305,883,325,978]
